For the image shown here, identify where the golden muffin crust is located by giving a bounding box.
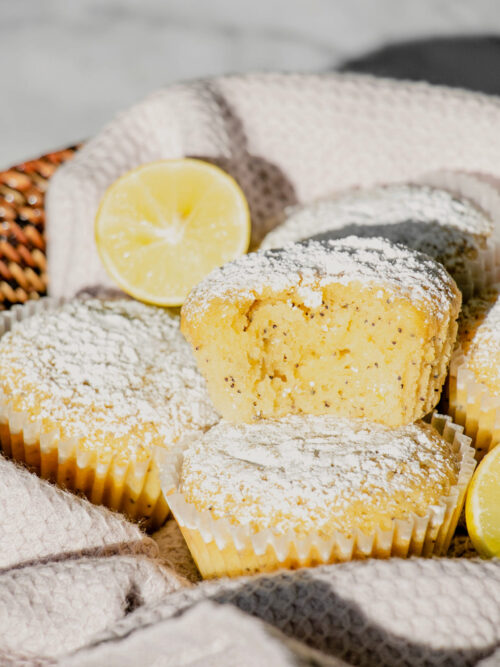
[0,298,219,463]
[178,415,461,538]
[182,237,461,427]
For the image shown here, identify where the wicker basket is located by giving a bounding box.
[0,146,79,310]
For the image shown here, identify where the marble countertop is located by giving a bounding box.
[3,0,500,167]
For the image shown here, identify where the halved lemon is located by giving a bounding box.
[95,159,250,306]
[466,445,500,557]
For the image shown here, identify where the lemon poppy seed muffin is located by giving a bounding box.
[448,284,500,458]
[261,184,496,300]
[181,418,459,535]
[0,298,219,527]
[164,414,473,577]
[455,286,500,358]
[181,237,461,427]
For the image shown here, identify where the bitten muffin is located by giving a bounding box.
[0,298,219,528]
[448,284,500,459]
[260,184,498,300]
[181,237,461,427]
[162,413,475,578]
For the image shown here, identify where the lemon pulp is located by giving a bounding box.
[466,445,500,557]
[95,159,251,306]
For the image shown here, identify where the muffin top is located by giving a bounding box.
[261,184,493,252]
[0,298,219,461]
[456,285,500,392]
[182,236,460,323]
[177,415,461,537]
[260,185,492,298]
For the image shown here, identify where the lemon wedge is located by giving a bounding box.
[466,445,500,557]
[95,159,250,306]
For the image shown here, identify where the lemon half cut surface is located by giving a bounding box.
[95,159,251,306]
[466,445,500,558]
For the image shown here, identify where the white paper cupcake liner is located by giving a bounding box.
[0,297,169,529]
[157,413,476,579]
[447,348,500,461]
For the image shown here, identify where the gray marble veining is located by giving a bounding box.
[2,0,500,166]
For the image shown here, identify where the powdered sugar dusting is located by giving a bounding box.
[459,286,500,389]
[261,184,493,250]
[0,298,219,458]
[180,415,460,535]
[183,236,459,322]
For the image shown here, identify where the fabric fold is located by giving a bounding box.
[69,557,500,667]
[0,454,158,570]
[0,554,181,663]
[47,72,500,298]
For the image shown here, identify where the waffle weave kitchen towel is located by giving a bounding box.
[1,452,500,667]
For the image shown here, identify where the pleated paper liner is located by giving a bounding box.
[0,298,169,530]
[157,413,476,579]
[447,348,500,462]
[449,236,500,303]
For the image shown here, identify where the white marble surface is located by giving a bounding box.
[3,0,500,167]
